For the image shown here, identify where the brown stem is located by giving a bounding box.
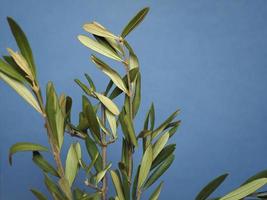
[136,189,142,200]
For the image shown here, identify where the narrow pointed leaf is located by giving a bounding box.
[105,109,117,138]
[7,48,33,78]
[132,72,141,118]
[9,142,48,165]
[83,22,118,39]
[152,110,179,139]
[121,7,150,38]
[65,144,79,186]
[152,144,176,170]
[84,73,96,91]
[30,189,48,200]
[91,55,129,95]
[0,58,26,82]
[138,145,153,189]
[83,96,101,139]
[94,92,120,115]
[95,163,112,184]
[219,178,267,200]
[242,170,267,185]
[78,35,122,61]
[0,71,42,114]
[152,132,169,160]
[110,170,125,200]
[85,135,103,172]
[32,151,60,177]
[149,182,163,200]
[7,17,36,76]
[45,82,64,149]
[196,173,229,200]
[144,154,174,189]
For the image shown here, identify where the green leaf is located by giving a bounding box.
[78,35,122,61]
[152,132,169,160]
[129,51,139,70]
[7,48,34,79]
[121,7,150,38]
[152,110,179,139]
[94,92,120,115]
[119,110,138,146]
[7,17,36,76]
[75,79,95,97]
[30,189,48,200]
[84,73,96,91]
[242,170,267,185]
[110,170,125,200]
[65,144,79,186]
[91,55,129,95]
[132,72,141,118]
[132,166,140,200]
[83,96,101,140]
[138,145,153,189]
[196,173,229,200]
[109,68,139,100]
[9,142,48,165]
[85,135,103,172]
[0,71,42,114]
[219,178,267,200]
[45,82,65,149]
[151,144,176,170]
[144,154,174,189]
[32,151,59,177]
[149,182,163,200]
[105,109,117,138]
[0,58,26,82]
[83,22,118,39]
[95,163,112,184]
[144,103,155,130]
[44,174,67,200]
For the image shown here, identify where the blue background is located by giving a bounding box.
[1,0,267,199]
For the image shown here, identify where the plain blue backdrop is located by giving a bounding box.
[1,0,267,199]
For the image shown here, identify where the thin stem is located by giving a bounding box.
[101,105,107,200]
[85,179,102,192]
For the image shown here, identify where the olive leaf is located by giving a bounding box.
[7,48,34,79]
[46,82,65,149]
[110,170,125,200]
[78,35,122,61]
[9,142,48,165]
[219,178,267,200]
[65,144,79,186]
[121,7,150,38]
[32,151,60,177]
[0,58,26,82]
[83,22,118,39]
[94,92,120,115]
[152,132,169,160]
[7,17,36,76]
[95,163,112,184]
[138,145,153,189]
[0,71,42,114]
[91,55,129,95]
[30,189,48,200]
[196,173,229,200]
[144,154,175,189]
[149,182,163,200]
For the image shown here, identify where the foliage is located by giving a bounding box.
[1,7,267,200]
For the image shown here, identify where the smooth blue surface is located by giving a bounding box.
[1,0,267,199]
